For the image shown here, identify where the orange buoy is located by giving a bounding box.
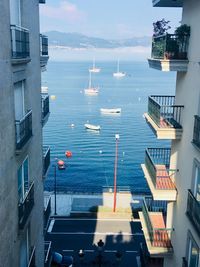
[65,151,72,158]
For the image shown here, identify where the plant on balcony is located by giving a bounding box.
[175,24,190,59]
[153,19,171,37]
[152,19,172,59]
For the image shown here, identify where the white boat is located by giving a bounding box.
[89,58,101,73]
[113,59,126,78]
[84,123,101,131]
[84,72,99,95]
[100,108,121,114]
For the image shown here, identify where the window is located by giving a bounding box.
[18,157,29,202]
[187,232,199,267]
[14,81,25,121]
[20,226,30,267]
[9,0,21,26]
[193,160,200,202]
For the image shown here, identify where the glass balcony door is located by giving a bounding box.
[194,165,200,202]
[9,0,21,26]
[14,81,24,120]
[18,157,29,202]
[187,237,199,267]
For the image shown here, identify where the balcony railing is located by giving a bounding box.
[193,115,200,149]
[148,95,184,129]
[182,257,188,267]
[28,246,36,267]
[42,94,50,121]
[145,148,176,190]
[44,241,52,267]
[151,34,190,60]
[18,182,34,229]
[10,25,30,59]
[40,34,48,56]
[15,110,32,150]
[44,196,51,230]
[43,146,50,176]
[142,199,172,248]
[186,190,200,236]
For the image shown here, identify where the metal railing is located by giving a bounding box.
[43,146,50,176]
[145,148,176,190]
[42,94,50,121]
[193,115,200,149]
[142,199,173,248]
[151,33,190,60]
[18,182,34,229]
[186,190,200,236]
[10,25,30,59]
[182,257,188,267]
[148,95,183,128]
[15,110,32,150]
[28,246,36,267]
[44,196,51,230]
[40,34,48,56]
[44,241,52,267]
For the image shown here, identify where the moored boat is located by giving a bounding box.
[84,123,101,131]
[100,108,121,114]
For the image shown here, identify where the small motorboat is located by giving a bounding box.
[100,108,121,114]
[84,123,101,131]
[84,88,99,95]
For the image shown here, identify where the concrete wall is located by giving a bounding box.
[0,0,44,266]
[165,0,200,266]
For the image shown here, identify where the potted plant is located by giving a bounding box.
[175,24,190,59]
[152,19,171,59]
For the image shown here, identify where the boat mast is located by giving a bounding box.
[89,71,92,88]
[117,59,119,73]
[93,57,95,68]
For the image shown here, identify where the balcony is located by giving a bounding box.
[43,146,50,176]
[186,190,200,236]
[10,25,30,64]
[141,148,177,201]
[28,246,36,267]
[139,199,173,256]
[152,0,183,7]
[182,258,188,267]
[18,182,34,229]
[40,34,49,69]
[144,95,183,139]
[44,196,51,231]
[15,110,32,151]
[148,34,189,71]
[44,241,52,267]
[42,94,50,126]
[192,115,200,150]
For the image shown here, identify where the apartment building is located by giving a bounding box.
[139,0,200,266]
[0,0,50,266]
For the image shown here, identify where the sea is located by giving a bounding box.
[42,61,175,194]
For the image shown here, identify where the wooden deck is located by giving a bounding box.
[150,212,172,248]
[155,165,176,190]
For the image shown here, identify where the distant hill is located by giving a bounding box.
[43,31,151,48]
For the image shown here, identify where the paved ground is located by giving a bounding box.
[46,218,145,266]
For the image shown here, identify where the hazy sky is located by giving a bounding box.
[40,0,182,39]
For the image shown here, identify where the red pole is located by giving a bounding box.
[113,136,119,212]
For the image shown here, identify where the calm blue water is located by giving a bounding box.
[43,61,175,193]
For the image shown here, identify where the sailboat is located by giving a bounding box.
[113,59,126,78]
[89,58,101,73]
[84,72,99,95]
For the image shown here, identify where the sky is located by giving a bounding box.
[40,0,182,39]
